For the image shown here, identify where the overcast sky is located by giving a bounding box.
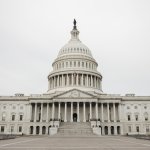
[0,0,150,96]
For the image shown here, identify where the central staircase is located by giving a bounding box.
[55,122,95,137]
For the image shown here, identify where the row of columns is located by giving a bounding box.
[48,74,102,90]
[31,102,121,123]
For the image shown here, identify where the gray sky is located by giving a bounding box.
[0,0,150,96]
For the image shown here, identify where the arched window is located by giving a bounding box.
[2,112,6,121]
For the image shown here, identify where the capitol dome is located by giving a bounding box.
[47,20,103,94]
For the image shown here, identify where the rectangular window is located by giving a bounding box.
[128,115,131,121]
[19,115,23,121]
[146,126,149,132]
[70,61,72,67]
[66,62,68,67]
[136,126,139,132]
[135,115,138,121]
[128,126,131,132]
[145,117,148,121]
[12,115,15,121]
[11,126,14,133]
[82,62,84,67]
[19,126,22,132]
[1,126,5,132]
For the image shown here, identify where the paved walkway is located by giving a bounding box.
[0,135,150,150]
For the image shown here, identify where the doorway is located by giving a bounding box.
[73,113,77,122]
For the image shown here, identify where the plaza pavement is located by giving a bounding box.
[0,135,150,150]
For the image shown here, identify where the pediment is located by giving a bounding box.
[53,89,96,99]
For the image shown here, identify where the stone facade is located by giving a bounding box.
[0,21,150,136]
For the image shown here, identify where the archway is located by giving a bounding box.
[73,113,77,122]
[117,126,120,134]
[30,126,33,134]
[36,126,40,135]
[42,126,46,134]
[111,126,114,135]
[104,126,108,135]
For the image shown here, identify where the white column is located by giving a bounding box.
[95,76,97,88]
[40,103,43,122]
[96,102,98,119]
[76,74,78,86]
[70,102,73,122]
[46,103,49,122]
[57,75,59,87]
[107,103,110,122]
[62,74,64,86]
[86,75,88,87]
[101,103,104,122]
[67,74,69,86]
[90,102,92,120]
[58,102,61,120]
[91,75,93,87]
[72,74,73,86]
[83,102,86,122]
[30,103,32,121]
[118,103,121,122]
[81,74,83,86]
[113,103,116,122]
[77,102,80,122]
[64,102,67,122]
[34,103,37,122]
[52,102,55,119]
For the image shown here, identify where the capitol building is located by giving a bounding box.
[0,20,150,136]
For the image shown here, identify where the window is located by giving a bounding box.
[11,126,14,133]
[144,106,147,109]
[78,61,80,67]
[144,113,148,121]
[12,115,15,121]
[2,113,6,121]
[62,62,64,68]
[19,115,23,121]
[3,105,6,109]
[146,126,149,133]
[128,126,131,132]
[74,61,76,67]
[13,106,16,109]
[82,62,84,67]
[134,106,138,109]
[127,115,131,121]
[20,106,23,110]
[135,115,138,121]
[1,126,5,133]
[136,126,139,132]
[66,62,68,67]
[127,106,130,109]
[70,61,72,67]
[18,126,22,132]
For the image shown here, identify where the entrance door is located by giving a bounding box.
[73,113,77,122]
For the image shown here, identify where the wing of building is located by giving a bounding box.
[0,20,150,136]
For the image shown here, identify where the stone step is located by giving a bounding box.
[55,122,95,137]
